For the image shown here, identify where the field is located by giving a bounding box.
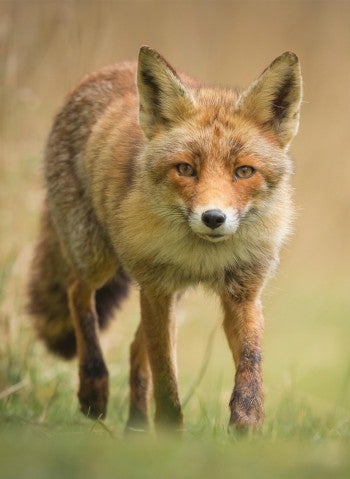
[1,1,350,477]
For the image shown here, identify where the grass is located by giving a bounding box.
[0,247,349,477]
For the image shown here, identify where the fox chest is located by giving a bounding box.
[116,232,263,293]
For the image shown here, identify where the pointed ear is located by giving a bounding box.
[137,46,195,138]
[238,52,302,149]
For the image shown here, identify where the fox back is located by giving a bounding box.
[28,47,302,429]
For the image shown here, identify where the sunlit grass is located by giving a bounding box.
[1,233,349,473]
[0,253,349,447]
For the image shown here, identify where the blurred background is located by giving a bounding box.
[0,0,349,446]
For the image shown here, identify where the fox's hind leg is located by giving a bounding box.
[126,322,151,431]
[68,279,109,419]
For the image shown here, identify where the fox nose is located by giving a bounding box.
[201,209,226,229]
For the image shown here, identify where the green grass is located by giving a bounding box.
[0,431,349,479]
[0,253,349,478]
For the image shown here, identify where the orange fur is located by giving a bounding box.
[28,47,302,431]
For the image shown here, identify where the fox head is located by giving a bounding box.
[137,46,302,243]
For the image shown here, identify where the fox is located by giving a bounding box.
[27,46,302,432]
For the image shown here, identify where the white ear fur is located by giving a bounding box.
[137,46,195,138]
[238,52,303,149]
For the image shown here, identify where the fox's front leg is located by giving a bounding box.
[140,288,183,431]
[221,291,264,430]
[68,279,109,419]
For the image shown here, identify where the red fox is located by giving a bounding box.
[28,47,302,431]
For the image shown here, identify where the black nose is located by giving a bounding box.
[201,209,226,229]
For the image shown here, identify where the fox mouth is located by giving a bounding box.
[198,233,229,243]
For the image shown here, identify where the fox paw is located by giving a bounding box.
[78,372,109,419]
[228,388,264,431]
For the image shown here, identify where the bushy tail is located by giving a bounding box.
[95,270,130,330]
[27,208,130,359]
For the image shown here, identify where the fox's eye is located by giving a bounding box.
[176,163,196,177]
[234,165,256,179]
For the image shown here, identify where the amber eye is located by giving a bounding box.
[176,163,196,177]
[234,165,256,179]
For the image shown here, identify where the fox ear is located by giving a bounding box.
[137,46,195,138]
[238,52,302,149]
